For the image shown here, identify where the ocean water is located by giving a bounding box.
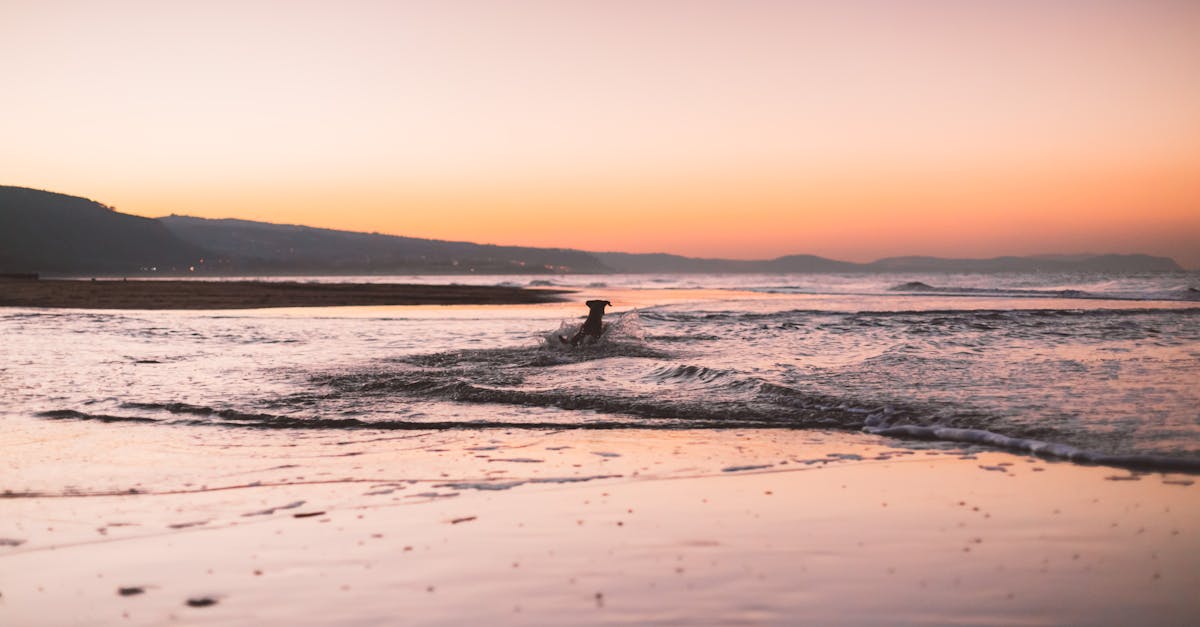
[3,272,1198,471]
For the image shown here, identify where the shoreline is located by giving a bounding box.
[0,278,570,309]
[2,420,1196,625]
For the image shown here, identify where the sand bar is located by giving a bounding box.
[0,278,569,309]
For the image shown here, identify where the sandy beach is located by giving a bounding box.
[1,417,1196,626]
[0,278,567,309]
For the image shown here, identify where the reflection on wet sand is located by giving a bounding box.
[2,418,1196,625]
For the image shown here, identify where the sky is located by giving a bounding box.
[3,0,1198,267]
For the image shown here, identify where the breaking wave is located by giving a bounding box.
[887,281,1200,302]
[27,305,1200,473]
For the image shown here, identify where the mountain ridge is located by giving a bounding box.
[157,214,610,274]
[0,186,1186,274]
[0,186,206,274]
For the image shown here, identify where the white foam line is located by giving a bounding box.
[865,425,1200,472]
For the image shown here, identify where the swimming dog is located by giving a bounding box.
[561,299,611,346]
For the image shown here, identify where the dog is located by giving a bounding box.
[561,299,611,346]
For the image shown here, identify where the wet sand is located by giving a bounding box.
[0,278,568,309]
[2,417,1196,625]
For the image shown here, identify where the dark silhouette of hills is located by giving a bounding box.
[865,254,1181,273]
[0,186,605,275]
[0,186,205,274]
[594,251,1181,273]
[158,215,608,274]
[0,186,1185,275]
[593,252,860,273]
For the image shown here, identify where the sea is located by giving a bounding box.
[3,272,1198,471]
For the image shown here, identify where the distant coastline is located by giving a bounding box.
[1,185,1189,275]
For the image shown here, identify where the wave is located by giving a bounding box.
[39,409,158,424]
[887,281,1200,302]
[646,364,740,384]
[640,306,1200,322]
[39,399,1200,473]
[314,349,1199,473]
[867,425,1200,472]
[38,407,776,431]
[636,307,1200,347]
[31,306,1200,474]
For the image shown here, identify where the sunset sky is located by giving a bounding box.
[3,0,1198,267]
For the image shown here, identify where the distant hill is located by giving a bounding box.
[0,186,205,274]
[593,252,860,273]
[158,215,609,274]
[0,186,1185,275]
[864,254,1182,273]
[592,252,758,273]
[594,251,1181,273]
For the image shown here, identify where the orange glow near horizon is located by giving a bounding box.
[2,1,1198,267]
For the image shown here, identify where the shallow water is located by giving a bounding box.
[2,272,1198,469]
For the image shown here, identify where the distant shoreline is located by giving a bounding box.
[0,278,570,310]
